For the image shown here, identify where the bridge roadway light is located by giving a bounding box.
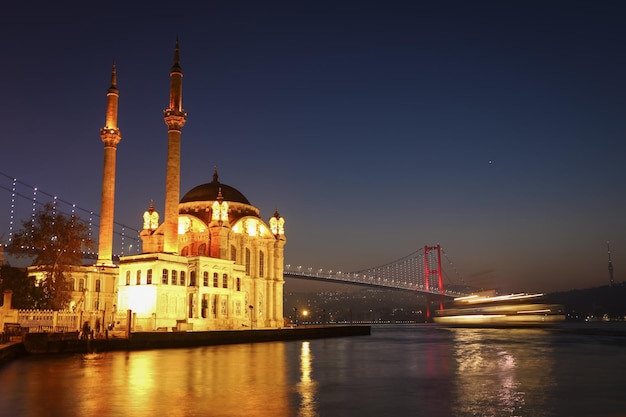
[302,310,308,326]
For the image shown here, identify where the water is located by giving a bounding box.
[1,324,625,417]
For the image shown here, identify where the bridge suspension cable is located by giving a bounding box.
[285,245,473,297]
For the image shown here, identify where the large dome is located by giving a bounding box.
[180,169,251,205]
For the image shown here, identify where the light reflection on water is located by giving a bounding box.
[451,329,556,417]
[296,341,317,417]
[1,325,625,417]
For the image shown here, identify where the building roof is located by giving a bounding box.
[180,168,251,205]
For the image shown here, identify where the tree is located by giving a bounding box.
[9,203,93,309]
[0,264,45,309]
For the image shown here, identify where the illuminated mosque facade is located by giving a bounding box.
[94,41,286,331]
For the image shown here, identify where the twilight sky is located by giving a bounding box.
[1,1,625,293]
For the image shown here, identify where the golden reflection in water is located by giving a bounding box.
[296,341,318,417]
[59,343,294,417]
[451,329,555,416]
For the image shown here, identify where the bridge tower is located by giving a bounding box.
[608,241,615,287]
[424,244,444,293]
[424,244,444,318]
[163,38,187,254]
[97,64,122,266]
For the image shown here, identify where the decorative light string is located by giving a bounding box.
[0,171,142,256]
[52,195,57,225]
[8,178,16,242]
[30,187,38,247]
[120,226,125,256]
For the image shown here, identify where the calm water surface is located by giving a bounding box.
[1,324,625,417]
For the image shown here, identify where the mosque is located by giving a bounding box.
[70,41,287,331]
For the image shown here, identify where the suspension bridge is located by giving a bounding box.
[284,244,471,297]
[0,171,473,297]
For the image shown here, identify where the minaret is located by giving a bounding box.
[163,39,187,253]
[97,64,122,266]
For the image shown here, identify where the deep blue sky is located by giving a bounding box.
[1,1,625,293]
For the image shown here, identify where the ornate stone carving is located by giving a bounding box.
[99,128,121,147]
[163,110,187,130]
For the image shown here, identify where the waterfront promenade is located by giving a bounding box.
[0,325,371,365]
[0,340,25,366]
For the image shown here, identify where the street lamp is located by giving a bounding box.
[302,310,308,326]
[248,305,254,330]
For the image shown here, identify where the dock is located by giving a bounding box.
[0,325,371,363]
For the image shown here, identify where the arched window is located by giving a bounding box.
[147,269,153,285]
[162,269,168,285]
[180,271,186,286]
[236,277,241,292]
[203,271,209,286]
[190,271,196,286]
[79,278,85,292]
[68,278,75,291]
[245,248,251,276]
[198,244,206,256]
[213,272,218,288]
[95,279,101,292]
[136,270,141,285]
[126,271,131,285]
[259,251,265,277]
[231,245,237,262]
[222,273,228,288]
[171,270,178,285]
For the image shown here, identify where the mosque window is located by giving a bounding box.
[147,269,152,284]
[198,244,206,256]
[213,272,218,287]
[203,271,209,287]
[68,278,75,291]
[126,271,131,286]
[236,277,241,291]
[172,270,178,285]
[136,270,141,285]
[231,246,237,262]
[259,251,265,277]
[201,295,208,318]
[180,271,186,286]
[79,278,85,292]
[245,248,251,276]
[222,274,228,289]
[190,271,196,287]
[162,269,168,285]
[95,279,101,293]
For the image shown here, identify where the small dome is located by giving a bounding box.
[180,168,251,205]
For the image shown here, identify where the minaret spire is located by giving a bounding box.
[163,38,187,253]
[104,62,118,130]
[97,62,122,265]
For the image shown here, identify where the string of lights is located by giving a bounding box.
[0,171,141,256]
